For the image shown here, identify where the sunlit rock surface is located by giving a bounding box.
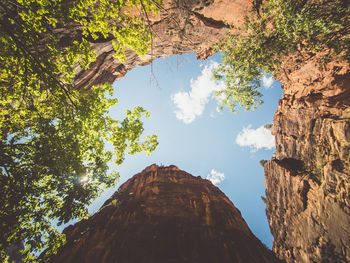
[47,165,281,263]
[265,50,350,262]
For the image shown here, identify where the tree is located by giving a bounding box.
[0,0,161,261]
[213,0,349,112]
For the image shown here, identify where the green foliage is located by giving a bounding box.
[213,0,349,112]
[0,0,160,261]
[259,159,268,167]
[264,124,272,130]
[213,33,264,112]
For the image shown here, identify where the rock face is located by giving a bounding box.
[72,0,252,89]
[48,165,280,263]
[265,51,350,262]
[66,0,350,262]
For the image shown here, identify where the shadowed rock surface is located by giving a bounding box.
[47,165,281,263]
[71,0,252,90]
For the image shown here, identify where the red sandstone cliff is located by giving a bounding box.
[265,51,350,262]
[46,164,281,263]
[71,0,252,89]
[61,0,349,262]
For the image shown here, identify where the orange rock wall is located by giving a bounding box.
[72,0,252,89]
[47,165,281,263]
[265,51,350,262]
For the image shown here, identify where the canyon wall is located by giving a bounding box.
[264,50,350,262]
[72,0,252,89]
[66,0,349,262]
[46,165,281,263]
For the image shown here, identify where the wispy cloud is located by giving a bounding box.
[171,62,224,124]
[262,75,274,89]
[235,125,275,151]
[206,169,225,185]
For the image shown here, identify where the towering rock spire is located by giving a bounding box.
[46,164,280,263]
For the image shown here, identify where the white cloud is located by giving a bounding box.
[235,125,275,151]
[171,62,225,124]
[206,169,225,185]
[262,75,274,89]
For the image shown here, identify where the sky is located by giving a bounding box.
[85,52,283,248]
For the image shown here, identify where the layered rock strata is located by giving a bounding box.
[47,165,281,263]
[265,51,350,262]
[71,0,252,89]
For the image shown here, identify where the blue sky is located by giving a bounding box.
[88,52,283,248]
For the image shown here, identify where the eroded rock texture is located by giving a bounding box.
[265,51,350,262]
[47,165,280,263]
[66,0,350,262]
[72,0,252,89]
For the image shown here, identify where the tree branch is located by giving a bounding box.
[0,3,78,109]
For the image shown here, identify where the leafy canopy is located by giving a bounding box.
[0,0,160,261]
[213,0,349,112]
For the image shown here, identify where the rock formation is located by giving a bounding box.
[46,164,281,263]
[71,0,252,89]
[64,0,349,262]
[264,49,350,262]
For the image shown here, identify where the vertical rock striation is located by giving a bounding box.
[47,164,281,263]
[265,51,350,262]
